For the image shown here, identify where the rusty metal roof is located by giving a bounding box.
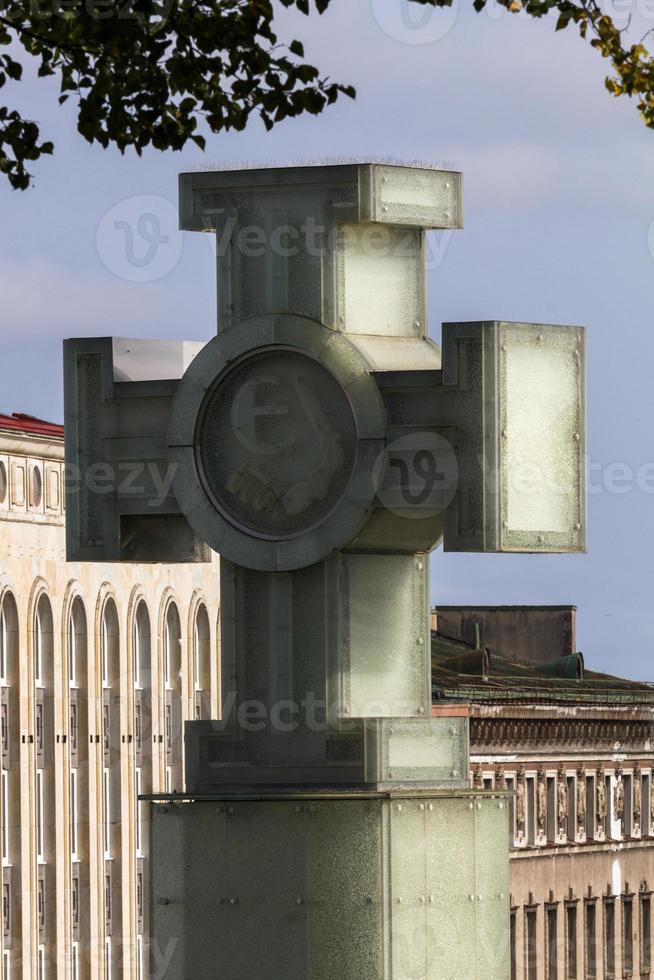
[432,631,654,707]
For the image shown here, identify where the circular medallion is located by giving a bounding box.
[167,314,388,571]
[196,349,357,539]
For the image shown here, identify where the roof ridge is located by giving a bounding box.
[0,412,64,438]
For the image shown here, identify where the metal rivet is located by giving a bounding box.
[499,801,504,810]
[477,802,482,810]
[469,894,475,902]
[396,897,403,905]
[228,807,235,815]
[574,432,580,441]
[417,637,424,646]
[419,896,425,904]
[414,320,421,329]
[419,803,425,811]
[451,769,458,778]
[428,895,434,903]
[478,895,483,901]
[428,803,434,811]
[538,334,544,342]
[382,205,388,213]
[296,898,304,905]
[575,522,581,531]
[295,806,303,813]
[366,896,374,905]
[417,561,424,571]
[445,211,451,219]
[418,706,425,714]
[229,898,237,906]
[445,182,451,189]
[396,804,402,812]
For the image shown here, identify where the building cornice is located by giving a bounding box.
[0,432,65,460]
[471,711,654,753]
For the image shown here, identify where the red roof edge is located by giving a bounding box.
[0,413,64,439]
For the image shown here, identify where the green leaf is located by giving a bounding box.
[3,0,654,190]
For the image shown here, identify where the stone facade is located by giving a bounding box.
[473,717,654,979]
[0,416,221,979]
[434,607,654,980]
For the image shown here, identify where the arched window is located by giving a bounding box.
[67,596,89,980]
[100,598,121,980]
[33,592,55,976]
[0,592,20,974]
[193,604,211,721]
[163,603,182,794]
[132,600,151,980]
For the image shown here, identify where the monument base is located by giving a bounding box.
[149,789,509,979]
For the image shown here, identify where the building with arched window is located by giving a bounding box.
[0,413,220,979]
[432,606,654,980]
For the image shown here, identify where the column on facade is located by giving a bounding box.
[66,596,91,980]
[100,598,123,979]
[33,593,57,979]
[1,592,21,976]
[130,600,151,980]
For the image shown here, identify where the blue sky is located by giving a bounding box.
[1,0,654,677]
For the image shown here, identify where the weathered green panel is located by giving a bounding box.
[150,794,510,980]
[340,554,430,719]
[366,717,469,787]
[426,797,476,979]
[305,800,384,979]
[149,802,228,977]
[390,800,428,979]
[225,802,307,976]
[442,320,586,554]
[337,224,423,337]
[474,797,511,978]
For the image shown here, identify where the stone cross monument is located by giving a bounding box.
[64,161,586,979]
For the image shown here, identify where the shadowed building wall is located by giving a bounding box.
[0,413,221,979]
